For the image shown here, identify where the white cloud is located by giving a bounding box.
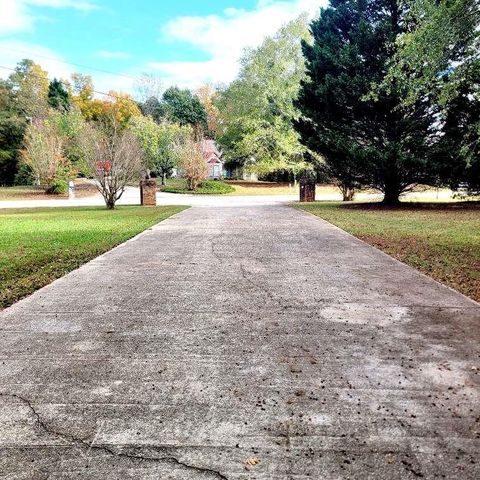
[152,0,325,87]
[95,50,132,60]
[0,0,98,36]
[0,1,33,35]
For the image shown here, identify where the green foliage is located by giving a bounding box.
[8,59,50,120]
[0,80,26,185]
[48,108,91,175]
[161,87,208,130]
[217,15,311,176]
[295,0,437,204]
[161,179,235,194]
[193,180,235,194]
[129,116,191,184]
[48,78,71,112]
[13,164,34,186]
[378,0,480,194]
[46,178,68,194]
[0,206,187,309]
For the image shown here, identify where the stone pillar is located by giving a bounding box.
[140,179,157,206]
[299,175,316,202]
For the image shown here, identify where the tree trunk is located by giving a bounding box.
[161,172,166,186]
[342,187,355,201]
[106,196,116,209]
[340,184,355,201]
[382,185,401,205]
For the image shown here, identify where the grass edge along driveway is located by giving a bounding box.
[293,201,480,303]
[0,205,188,309]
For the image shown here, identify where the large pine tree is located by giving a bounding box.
[295,0,435,204]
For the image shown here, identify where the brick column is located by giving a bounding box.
[140,179,157,206]
[299,175,316,202]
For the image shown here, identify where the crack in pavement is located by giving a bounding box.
[210,234,225,263]
[240,263,276,302]
[0,393,229,480]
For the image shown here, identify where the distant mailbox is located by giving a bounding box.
[299,175,316,202]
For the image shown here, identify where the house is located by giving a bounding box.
[200,139,223,179]
[223,157,258,181]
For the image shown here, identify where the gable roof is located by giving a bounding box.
[200,139,222,164]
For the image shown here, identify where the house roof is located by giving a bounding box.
[200,139,222,164]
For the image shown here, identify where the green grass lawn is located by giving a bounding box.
[225,181,300,196]
[0,186,62,200]
[0,180,98,200]
[294,202,480,302]
[0,205,187,309]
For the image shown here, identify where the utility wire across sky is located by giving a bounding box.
[0,65,137,101]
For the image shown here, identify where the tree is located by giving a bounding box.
[162,87,208,132]
[49,108,91,175]
[178,136,208,191]
[217,15,311,179]
[135,73,164,120]
[21,118,75,193]
[380,0,480,194]
[295,1,436,204]
[71,73,105,121]
[129,116,191,185]
[196,85,221,137]
[71,74,141,127]
[84,119,144,209]
[48,78,70,112]
[0,80,26,185]
[8,59,50,120]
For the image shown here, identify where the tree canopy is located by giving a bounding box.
[129,116,191,185]
[48,79,71,112]
[217,14,311,178]
[295,0,479,202]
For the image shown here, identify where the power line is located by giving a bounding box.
[0,65,133,101]
[2,46,141,82]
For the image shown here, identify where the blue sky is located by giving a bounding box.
[0,1,324,95]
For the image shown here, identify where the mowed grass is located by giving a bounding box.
[225,181,300,196]
[0,186,63,200]
[160,179,338,196]
[294,202,480,302]
[0,205,187,309]
[0,180,98,200]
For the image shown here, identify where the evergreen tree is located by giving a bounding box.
[295,0,435,204]
[382,0,479,195]
[0,80,26,185]
[48,78,70,112]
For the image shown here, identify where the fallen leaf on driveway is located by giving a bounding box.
[244,457,261,466]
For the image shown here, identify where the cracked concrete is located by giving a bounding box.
[0,205,479,479]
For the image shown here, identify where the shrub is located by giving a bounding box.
[46,178,68,194]
[197,180,235,194]
[177,137,208,190]
[162,180,234,195]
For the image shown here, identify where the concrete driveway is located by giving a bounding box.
[1,205,479,479]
